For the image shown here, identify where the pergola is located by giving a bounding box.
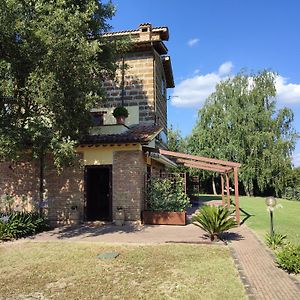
[155,149,242,224]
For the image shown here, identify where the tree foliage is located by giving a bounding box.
[0,0,125,167]
[167,125,187,153]
[189,70,298,196]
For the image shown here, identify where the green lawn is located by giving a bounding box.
[0,241,246,300]
[195,194,300,245]
[239,196,300,244]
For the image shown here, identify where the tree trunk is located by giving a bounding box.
[212,176,217,195]
[39,153,45,214]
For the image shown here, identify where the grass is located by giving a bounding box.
[0,241,246,300]
[239,197,300,245]
[195,194,300,244]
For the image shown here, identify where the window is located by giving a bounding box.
[91,111,106,126]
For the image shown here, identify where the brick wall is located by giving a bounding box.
[0,155,39,211]
[0,154,84,225]
[102,51,156,124]
[101,49,168,132]
[150,159,165,177]
[112,150,146,222]
[44,154,84,225]
[154,50,167,132]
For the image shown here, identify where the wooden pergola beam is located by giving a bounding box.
[221,175,225,206]
[226,173,231,208]
[177,158,232,173]
[183,162,227,173]
[159,149,241,168]
[234,167,240,224]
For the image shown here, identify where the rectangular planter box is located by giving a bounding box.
[142,211,186,225]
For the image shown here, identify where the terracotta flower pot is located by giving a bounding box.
[116,115,126,125]
[142,211,186,225]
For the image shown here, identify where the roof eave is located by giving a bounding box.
[162,56,175,88]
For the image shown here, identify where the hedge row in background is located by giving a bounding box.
[283,187,300,201]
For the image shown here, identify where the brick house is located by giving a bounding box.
[0,23,176,225]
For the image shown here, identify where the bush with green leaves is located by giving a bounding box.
[284,187,300,201]
[0,212,48,241]
[192,205,237,241]
[112,106,129,118]
[146,177,191,212]
[276,243,300,274]
[265,232,287,250]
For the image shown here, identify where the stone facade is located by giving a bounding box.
[44,155,84,225]
[102,50,164,128]
[99,23,174,136]
[0,156,39,212]
[0,154,84,226]
[112,150,146,222]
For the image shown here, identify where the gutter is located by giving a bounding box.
[148,152,177,168]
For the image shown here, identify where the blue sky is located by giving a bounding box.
[108,0,300,166]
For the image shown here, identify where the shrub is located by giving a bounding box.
[146,177,191,212]
[112,106,129,118]
[276,243,300,274]
[0,212,48,241]
[284,187,300,201]
[265,232,287,250]
[192,205,237,241]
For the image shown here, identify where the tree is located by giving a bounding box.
[189,70,298,196]
[0,0,126,206]
[167,125,187,153]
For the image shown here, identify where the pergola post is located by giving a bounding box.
[221,174,225,206]
[234,167,240,225]
[226,173,231,208]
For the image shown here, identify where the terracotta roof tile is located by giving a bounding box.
[80,124,162,145]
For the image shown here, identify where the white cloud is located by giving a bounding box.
[293,152,300,167]
[187,38,199,47]
[218,61,234,75]
[172,62,233,108]
[276,76,300,105]
[172,63,300,108]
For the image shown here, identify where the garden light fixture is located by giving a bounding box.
[265,196,277,236]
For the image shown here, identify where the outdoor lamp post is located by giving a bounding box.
[265,196,277,236]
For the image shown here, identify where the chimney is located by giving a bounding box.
[139,23,152,41]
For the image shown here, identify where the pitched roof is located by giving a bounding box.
[80,124,163,145]
[102,25,169,41]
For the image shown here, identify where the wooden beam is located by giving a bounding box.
[226,173,230,208]
[234,167,240,225]
[183,162,226,173]
[177,158,231,172]
[221,175,225,206]
[159,149,241,167]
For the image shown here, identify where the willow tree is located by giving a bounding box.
[0,0,126,205]
[189,70,298,196]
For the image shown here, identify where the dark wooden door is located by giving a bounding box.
[85,166,112,221]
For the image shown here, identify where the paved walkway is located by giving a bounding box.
[30,223,213,244]
[230,225,300,300]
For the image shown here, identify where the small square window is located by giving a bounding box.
[91,111,106,126]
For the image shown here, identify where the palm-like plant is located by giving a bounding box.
[192,205,237,241]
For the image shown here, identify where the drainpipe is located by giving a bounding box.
[121,55,125,106]
[152,44,157,125]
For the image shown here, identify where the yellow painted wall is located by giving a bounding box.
[78,144,142,166]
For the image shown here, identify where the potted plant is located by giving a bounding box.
[112,106,129,125]
[143,176,191,225]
